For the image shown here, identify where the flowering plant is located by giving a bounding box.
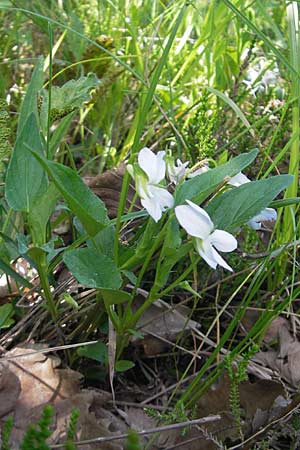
[127,147,287,272]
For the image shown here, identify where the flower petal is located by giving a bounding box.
[228,172,250,187]
[148,185,174,210]
[185,200,214,230]
[194,238,217,269]
[197,239,233,271]
[247,207,277,230]
[247,218,261,230]
[167,158,189,184]
[175,201,213,239]
[127,164,134,178]
[141,185,174,222]
[210,247,234,272]
[138,147,166,184]
[210,230,237,252]
[141,197,162,222]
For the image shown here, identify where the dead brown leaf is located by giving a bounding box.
[131,293,200,355]
[254,321,300,388]
[0,343,125,449]
[172,375,290,450]
[83,164,139,218]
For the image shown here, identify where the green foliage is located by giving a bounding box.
[0,99,11,167]
[124,429,141,450]
[1,416,13,450]
[28,183,59,246]
[207,174,293,232]
[63,248,122,289]
[31,154,109,236]
[224,345,259,439]
[64,408,80,450]
[17,58,44,136]
[0,407,82,450]
[146,400,192,436]
[0,303,14,329]
[184,93,218,162]
[20,405,54,450]
[5,113,47,213]
[99,288,132,306]
[77,341,107,363]
[0,8,298,448]
[39,74,100,132]
[115,359,135,372]
[175,149,258,205]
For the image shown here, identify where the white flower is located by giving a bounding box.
[175,200,237,271]
[127,147,174,222]
[166,157,189,184]
[228,172,277,230]
[228,171,251,187]
[247,208,277,230]
[243,63,278,96]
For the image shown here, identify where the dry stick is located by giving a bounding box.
[107,400,170,411]
[0,340,98,361]
[50,416,221,449]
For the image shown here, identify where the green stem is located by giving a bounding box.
[276,2,300,283]
[37,255,57,322]
[47,22,53,159]
[123,255,200,348]
[117,216,172,357]
[114,170,130,265]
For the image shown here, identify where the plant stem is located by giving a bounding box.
[276,2,300,282]
[38,255,57,322]
[47,21,53,159]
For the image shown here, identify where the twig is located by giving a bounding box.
[108,400,170,411]
[0,340,98,361]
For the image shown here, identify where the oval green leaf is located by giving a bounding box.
[63,248,122,289]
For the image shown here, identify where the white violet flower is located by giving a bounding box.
[247,208,277,231]
[228,172,277,230]
[175,200,237,271]
[127,147,174,222]
[166,157,189,184]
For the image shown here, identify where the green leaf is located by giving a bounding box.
[63,292,79,309]
[270,197,300,208]
[18,58,44,135]
[155,243,192,289]
[207,175,293,231]
[205,86,253,136]
[175,149,258,205]
[63,248,122,289]
[31,153,109,236]
[121,270,137,284]
[40,74,100,132]
[49,111,75,157]
[6,113,47,212]
[88,225,115,258]
[0,303,14,329]
[29,183,59,246]
[115,359,135,372]
[77,341,107,363]
[41,236,65,264]
[99,288,131,305]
